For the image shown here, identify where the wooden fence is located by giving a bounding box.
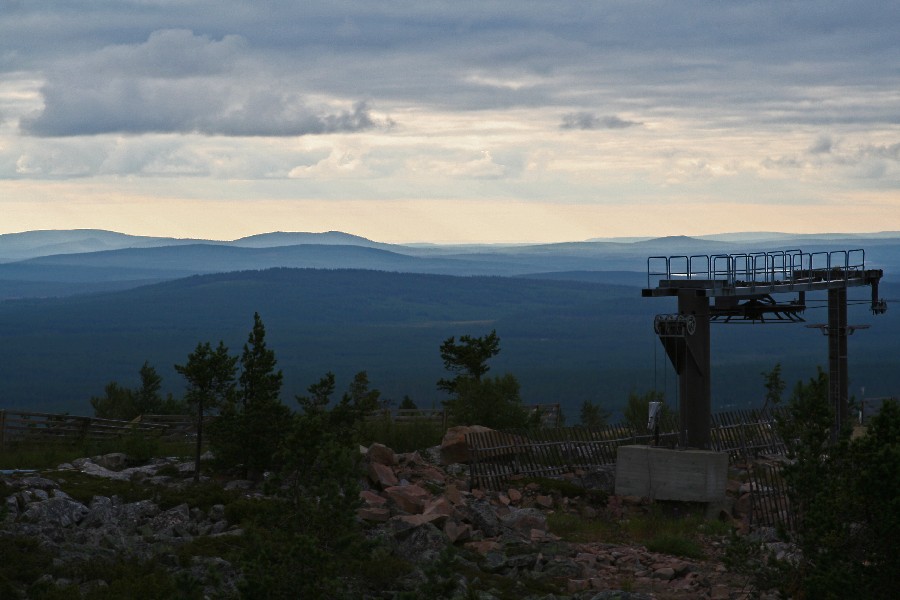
[466,409,785,490]
[0,410,173,446]
[364,403,562,430]
[747,460,794,531]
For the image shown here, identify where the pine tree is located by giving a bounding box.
[175,341,237,483]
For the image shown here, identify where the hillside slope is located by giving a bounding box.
[0,268,895,416]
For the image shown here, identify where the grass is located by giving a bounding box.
[548,501,731,560]
[0,436,194,470]
[356,415,445,453]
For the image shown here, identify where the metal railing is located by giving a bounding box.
[647,249,866,289]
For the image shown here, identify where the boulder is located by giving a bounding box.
[439,425,492,465]
[22,497,89,528]
[500,508,547,534]
[92,453,128,471]
[368,461,399,487]
[367,443,396,466]
[384,484,431,514]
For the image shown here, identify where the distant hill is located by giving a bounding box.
[231,230,393,250]
[1,229,898,300]
[0,229,204,262]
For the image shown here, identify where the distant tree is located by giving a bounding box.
[399,395,418,411]
[437,329,500,393]
[296,371,336,416]
[437,330,528,429]
[761,363,786,414]
[579,399,610,429]
[445,372,529,429]
[90,361,185,420]
[133,361,163,415]
[175,341,238,483]
[211,313,291,479]
[90,381,137,421]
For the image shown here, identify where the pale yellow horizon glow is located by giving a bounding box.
[1,180,898,243]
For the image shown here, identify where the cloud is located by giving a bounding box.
[808,136,834,154]
[560,113,642,130]
[19,30,389,138]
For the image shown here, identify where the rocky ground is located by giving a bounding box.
[0,433,786,599]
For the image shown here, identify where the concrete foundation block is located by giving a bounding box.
[615,445,728,502]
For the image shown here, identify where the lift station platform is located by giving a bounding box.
[642,249,885,449]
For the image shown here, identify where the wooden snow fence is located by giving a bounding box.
[466,424,679,491]
[0,410,171,446]
[466,409,786,491]
[710,409,785,462]
[747,460,795,532]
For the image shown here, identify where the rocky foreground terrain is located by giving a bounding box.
[1,432,785,599]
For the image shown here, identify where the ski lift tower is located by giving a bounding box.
[642,249,885,449]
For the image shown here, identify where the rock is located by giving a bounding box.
[150,503,191,537]
[384,484,431,514]
[445,484,464,505]
[568,579,591,593]
[652,566,675,580]
[463,498,503,537]
[358,507,392,522]
[535,495,553,509]
[360,490,388,507]
[368,461,399,487]
[423,497,454,520]
[444,520,472,543]
[500,508,547,534]
[13,476,60,490]
[208,504,226,522]
[92,453,128,471]
[22,497,89,527]
[734,492,751,517]
[439,425,492,465]
[397,513,445,527]
[393,522,448,564]
[367,443,397,466]
[115,500,160,532]
[465,539,500,556]
[80,496,115,528]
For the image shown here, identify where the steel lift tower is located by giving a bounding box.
[642,249,885,449]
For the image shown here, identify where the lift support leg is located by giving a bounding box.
[658,291,712,449]
[828,287,849,440]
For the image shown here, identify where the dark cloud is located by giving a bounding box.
[3,2,899,137]
[18,30,388,137]
[560,113,642,130]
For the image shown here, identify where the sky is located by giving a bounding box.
[1,1,899,243]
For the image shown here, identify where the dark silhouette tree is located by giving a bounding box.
[437,329,500,393]
[437,330,527,428]
[90,361,184,420]
[579,399,610,428]
[90,381,136,421]
[211,313,291,479]
[175,341,237,483]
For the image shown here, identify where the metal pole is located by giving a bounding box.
[828,287,849,441]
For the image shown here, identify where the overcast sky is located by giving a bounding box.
[1,1,898,242]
